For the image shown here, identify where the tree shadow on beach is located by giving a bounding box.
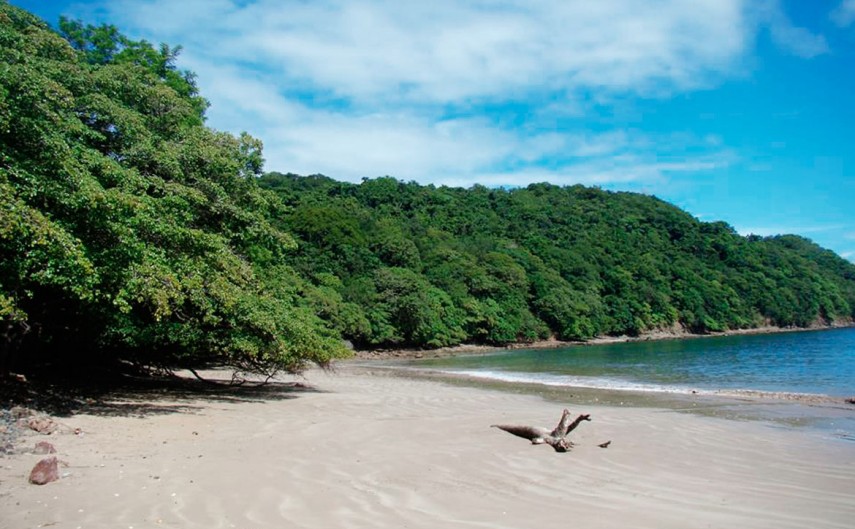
[1,367,327,419]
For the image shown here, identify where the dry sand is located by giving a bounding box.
[1,366,854,529]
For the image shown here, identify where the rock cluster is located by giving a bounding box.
[1,406,74,485]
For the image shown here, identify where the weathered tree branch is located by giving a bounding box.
[492,409,591,452]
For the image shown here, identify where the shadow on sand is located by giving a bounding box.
[1,367,326,419]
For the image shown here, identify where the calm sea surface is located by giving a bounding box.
[410,328,855,398]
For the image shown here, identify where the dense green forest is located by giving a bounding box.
[259,173,855,349]
[0,3,346,377]
[2,3,854,377]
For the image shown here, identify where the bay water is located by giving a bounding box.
[390,327,855,440]
[413,328,855,398]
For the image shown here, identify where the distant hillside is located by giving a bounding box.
[260,172,855,348]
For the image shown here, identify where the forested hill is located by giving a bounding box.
[1,3,854,379]
[259,172,855,348]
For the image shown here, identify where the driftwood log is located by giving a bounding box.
[492,409,591,452]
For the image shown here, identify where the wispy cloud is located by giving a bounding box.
[832,0,855,27]
[252,103,735,188]
[753,0,829,58]
[106,0,749,104]
[183,61,735,187]
[60,0,817,190]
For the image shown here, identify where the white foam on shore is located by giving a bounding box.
[356,360,853,406]
[434,368,701,394]
[404,367,848,404]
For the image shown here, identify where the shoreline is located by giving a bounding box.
[1,367,853,528]
[345,325,855,438]
[351,321,855,361]
[355,362,855,405]
[344,364,855,443]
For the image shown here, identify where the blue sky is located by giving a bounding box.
[12,0,855,261]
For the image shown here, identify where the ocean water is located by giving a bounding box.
[410,328,855,398]
[389,328,855,440]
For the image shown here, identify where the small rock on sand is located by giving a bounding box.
[25,416,58,435]
[33,441,57,455]
[29,456,60,485]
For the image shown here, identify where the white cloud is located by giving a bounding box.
[60,0,811,189]
[104,0,749,104]
[832,0,855,27]
[768,24,829,59]
[432,155,731,189]
[748,0,829,59]
[254,109,734,189]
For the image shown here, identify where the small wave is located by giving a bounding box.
[416,368,850,405]
[437,369,703,395]
[361,362,853,404]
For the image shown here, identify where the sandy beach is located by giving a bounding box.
[1,365,854,529]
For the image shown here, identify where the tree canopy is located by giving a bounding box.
[259,173,855,348]
[0,3,346,377]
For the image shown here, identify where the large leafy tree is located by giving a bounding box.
[0,3,346,377]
